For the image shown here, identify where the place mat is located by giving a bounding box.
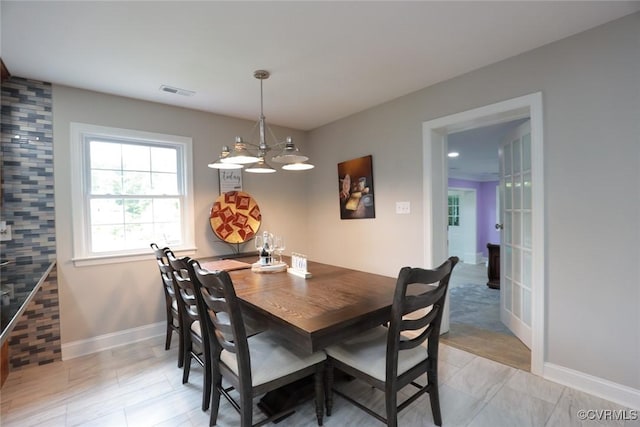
[201,259,253,272]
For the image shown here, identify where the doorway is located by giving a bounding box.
[422,93,544,375]
[444,119,531,371]
[447,188,477,263]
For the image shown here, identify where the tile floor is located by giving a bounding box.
[1,335,637,426]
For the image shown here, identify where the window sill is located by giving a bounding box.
[72,246,197,267]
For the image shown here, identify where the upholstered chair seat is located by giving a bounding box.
[191,320,201,337]
[221,330,326,387]
[325,327,429,382]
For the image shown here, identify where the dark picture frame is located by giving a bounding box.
[338,155,375,219]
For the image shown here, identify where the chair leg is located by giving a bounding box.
[182,343,192,384]
[202,350,212,412]
[209,370,222,427]
[314,364,324,426]
[385,385,398,427]
[239,387,253,427]
[325,359,334,417]
[182,357,191,384]
[165,321,172,350]
[428,369,442,426]
[177,326,184,368]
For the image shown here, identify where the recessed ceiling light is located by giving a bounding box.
[448,151,460,158]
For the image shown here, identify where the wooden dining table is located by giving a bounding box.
[202,256,398,356]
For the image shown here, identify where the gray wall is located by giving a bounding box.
[52,86,310,343]
[47,11,639,395]
[306,14,640,390]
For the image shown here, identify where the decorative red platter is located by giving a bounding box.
[209,191,262,244]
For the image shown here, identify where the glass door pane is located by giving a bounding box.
[500,120,533,346]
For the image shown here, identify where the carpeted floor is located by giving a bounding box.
[448,283,512,335]
[441,262,531,371]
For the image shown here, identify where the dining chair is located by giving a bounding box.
[189,259,326,427]
[324,256,459,427]
[166,250,212,412]
[150,243,183,367]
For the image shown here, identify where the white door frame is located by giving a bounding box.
[422,92,544,375]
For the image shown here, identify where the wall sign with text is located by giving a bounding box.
[219,169,243,194]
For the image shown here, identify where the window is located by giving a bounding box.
[70,123,194,265]
[448,195,460,227]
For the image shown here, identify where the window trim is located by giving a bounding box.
[70,122,195,266]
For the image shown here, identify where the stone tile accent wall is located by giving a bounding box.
[1,76,59,371]
[1,76,55,262]
[8,266,61,369]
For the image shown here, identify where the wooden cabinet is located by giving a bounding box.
[1,340,8,387]
[1,58,9,82]
[487,243,500,289]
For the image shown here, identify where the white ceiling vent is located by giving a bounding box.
[159,85,195,97]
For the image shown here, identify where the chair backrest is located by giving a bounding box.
[189,260,251,383]
[150,242,167,263]
[166,250,199,327]
[151,243,177,304]
[386,256,459,380]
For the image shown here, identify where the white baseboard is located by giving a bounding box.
[474,252,483,264]
[61,322,165,360]
[462,252,484,264]
[544,362,640,410]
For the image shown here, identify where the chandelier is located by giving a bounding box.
[208,70,314,173]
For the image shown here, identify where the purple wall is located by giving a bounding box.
[448,178,500,258]
[478,181,500,255]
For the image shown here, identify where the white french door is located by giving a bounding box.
[499,120,533,348]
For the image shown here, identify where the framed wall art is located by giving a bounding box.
[337,155,375,219]
[219,169,243,194]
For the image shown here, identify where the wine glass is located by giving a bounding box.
[274,235,286,263]
[264,233,274,265]
[254,234,263,262]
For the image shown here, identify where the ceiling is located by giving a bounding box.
[447,119,528,182]
[2,1,639,131]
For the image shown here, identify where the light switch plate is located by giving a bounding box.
[395,201,411,214]
[0,221,11,241]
